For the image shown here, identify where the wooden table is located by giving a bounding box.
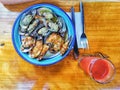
[0,1,120,90]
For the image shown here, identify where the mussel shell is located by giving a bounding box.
[30,24,44,39]
[38,27,48,36]
[51,13,58,23]
[19,9,37,35]
[20,15,33,26]
[21,46,33,53]
[26,19,39,35]
[37,7,52,16]
[19,27,27,35]
[42,31,52,44]
[29,40,43,58]
[48,22,59,32]
[57,17,67,33]
[19,9,36,27]
[19,15,33,35]
[31,9,37,17]
[57,17,68,38]
[20,36,36,53]
[43,12,53,19]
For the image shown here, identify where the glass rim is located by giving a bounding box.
[89,58,116,84]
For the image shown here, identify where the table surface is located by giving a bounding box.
[0,1,120,90]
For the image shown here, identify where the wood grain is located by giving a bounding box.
[0,1,120,90]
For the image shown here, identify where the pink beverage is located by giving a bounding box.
[79,57,116,84]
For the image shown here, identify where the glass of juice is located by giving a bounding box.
[79,52,116,84]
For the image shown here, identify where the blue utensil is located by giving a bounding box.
[71,6,79,59]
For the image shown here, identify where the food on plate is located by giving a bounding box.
[21,36,35,52]
[19,7,70,60]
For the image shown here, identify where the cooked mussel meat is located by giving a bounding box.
[37,7,53,20]
[21,36,35,52]
[27,19,39,35]
[48,22,59,32]
[19,9,37,35]
[29,40,43,58]
[38,27,49,36]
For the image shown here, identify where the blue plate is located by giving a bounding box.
[12,3,75,66]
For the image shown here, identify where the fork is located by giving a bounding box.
[80,2,89,49]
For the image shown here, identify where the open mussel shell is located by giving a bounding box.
[26,19,39,35]
[37,7,52,15]
[19,9,37,35]
[20,36,36,53]
[29,22,44,39]
[19,14,33,35]
[57,17,67,33]
[48,22,59,32]
[57,17,68,38]
[31,9,37,17]
[29,40,43,58]
[51,13,58,23]
[21,46,33,53]
[37,7,54,20]
[38,27,49,36]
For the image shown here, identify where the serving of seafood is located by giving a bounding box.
[19,7,71,60]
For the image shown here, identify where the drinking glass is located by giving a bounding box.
[79,52,116,84]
